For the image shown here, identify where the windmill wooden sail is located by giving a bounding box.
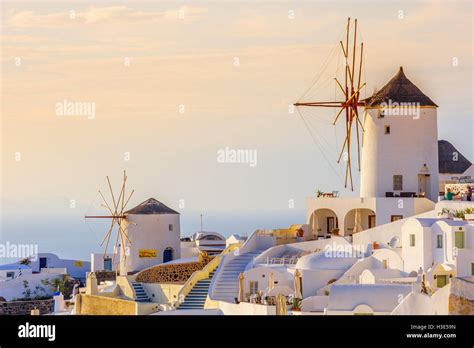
[85,171,134,267]
[295,18,366,191]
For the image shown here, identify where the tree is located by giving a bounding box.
[41,275,73,298]
[19,257,31,266]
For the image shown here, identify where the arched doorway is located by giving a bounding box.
[309,209,338,238]
[343,209,376,236]
[163,247,174,263]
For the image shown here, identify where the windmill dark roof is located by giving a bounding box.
[125,198,180,215]
[364,67,438,107]
[438,140,472,174]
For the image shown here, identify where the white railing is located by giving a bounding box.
[256,256,299,265]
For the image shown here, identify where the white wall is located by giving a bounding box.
[120,213,181,274]
[308,197,435,247]
[431,282,450,315]
[301,295,328,312]
[91,253,115,272]
[402,219,431,273]
[30,253,90,280]
[218,301,277,315]
[0,272,62,301]
[301,269,346,297]
[243,266,292,294]
[360,108,439,202]
[390,292,434,315]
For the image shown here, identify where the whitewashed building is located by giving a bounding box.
[308,67,439,239]
[402,215,474,289]
[120,198,181,275]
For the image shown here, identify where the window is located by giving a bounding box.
[437,275,448,288]
[436,235,443,248]
[455,231,465,249]
[471,263,474,276]
[6,271,14,279]
[393,175,403,191]
[384,125,391,134]
[409,234,415,247]
[391,215,403,222]
[104,257,112,271]
[382,259,388,269]
[168,224,173,232]
[249,281,258,295]
[368,215,376,228]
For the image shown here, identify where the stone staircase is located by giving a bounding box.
[178,269,217,310]
[212,250,263,303]
[132,282,150,302]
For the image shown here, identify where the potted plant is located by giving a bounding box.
[331,228,340,236]
[438,208,452,219]
[296,228,304,238]
[464,208,474,221]
[255,291,263,305]
[291,297,302,311]
[245,292,251,303]
[372,241,380,249]
[453,210,465,221]
[316,189,324,198]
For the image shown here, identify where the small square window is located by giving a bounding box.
[169,224,173,231]
[6,272,14,278]
[391,215,403,222]
[384,125,391,134]
[409,234,415,247]
[455,231,464,249]
[249,281,258,295]
[393,175,403,191]
[436,235,443,248]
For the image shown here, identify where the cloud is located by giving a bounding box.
[6,5,208,28]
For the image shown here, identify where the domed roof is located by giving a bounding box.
[364,67,437,107]
[296,250,357,271]
[125,198,179,215]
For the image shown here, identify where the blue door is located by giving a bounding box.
[163,248,173,263]
[39,257,47,270]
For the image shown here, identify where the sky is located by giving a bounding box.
[1,0,473,260]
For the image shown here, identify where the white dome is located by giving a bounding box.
[296,250,357,271]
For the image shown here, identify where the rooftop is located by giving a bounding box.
[125,198,180,215]
[364,67,437,108]
[438,140,472,174]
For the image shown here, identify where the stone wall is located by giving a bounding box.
[94,271,117,284]
[136,256,214,283]
[0,299,54,315]
[76,294,137,315]
[448,277,474,315]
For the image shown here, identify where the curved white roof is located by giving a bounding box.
[413,218,467,228]
[296,250,357,271]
